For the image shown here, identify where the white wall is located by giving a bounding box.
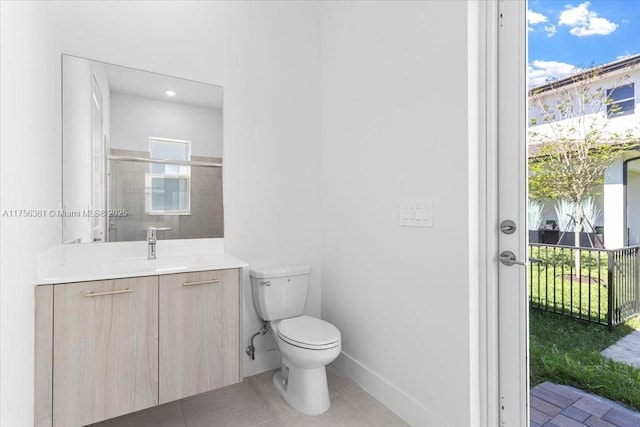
[110,92,222,157]
[0,2,63,426]
[605,159,626,248]
[321,2,475,425]
[0,1,322,425]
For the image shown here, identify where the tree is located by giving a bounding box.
[528,65,637,272]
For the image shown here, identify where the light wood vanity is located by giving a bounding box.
[35,267,243,427]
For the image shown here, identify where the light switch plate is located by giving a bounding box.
[400,200,433,227]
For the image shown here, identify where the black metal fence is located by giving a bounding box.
[528,243,640,330]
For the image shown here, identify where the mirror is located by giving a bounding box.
[62,55,223,243]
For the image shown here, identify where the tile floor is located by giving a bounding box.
[91,365,409,427]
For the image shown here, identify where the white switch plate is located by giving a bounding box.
[400,200,433,227]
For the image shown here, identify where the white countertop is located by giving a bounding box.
[37,239,248,285]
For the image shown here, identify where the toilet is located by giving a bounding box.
[250,265,341,416]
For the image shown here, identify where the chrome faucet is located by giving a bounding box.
[145,227,171,260]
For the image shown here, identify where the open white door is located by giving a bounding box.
[497,1,528,425]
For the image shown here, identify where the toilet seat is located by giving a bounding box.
[277,315,341,350]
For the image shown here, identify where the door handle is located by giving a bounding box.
[182,279,221,287]
[84,289,132,297]
[499,251,527,266]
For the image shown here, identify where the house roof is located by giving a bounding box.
[528,138,640,160]
[529,53,640,96]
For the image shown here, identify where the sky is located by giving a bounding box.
[528,0,640,86]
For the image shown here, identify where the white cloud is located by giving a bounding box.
[559,2,590,26]
[558,2,618,36]
[528,10,548,25]
[528,9,551,33]
[544,25,557,37]
[570,16,618,36]
[528,60,578,87]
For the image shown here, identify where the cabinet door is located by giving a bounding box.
[159,269,240,403]
[53,277,158,427]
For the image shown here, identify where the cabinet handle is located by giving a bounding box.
[84,289,132,297]
[182,279,221,287]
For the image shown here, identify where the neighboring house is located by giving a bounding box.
[528,53,640,248]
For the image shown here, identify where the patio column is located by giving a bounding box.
[604,159,625,249]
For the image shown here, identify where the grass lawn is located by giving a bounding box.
[530,309,640,409]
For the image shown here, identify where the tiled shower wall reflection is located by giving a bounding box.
[108,150,223,241]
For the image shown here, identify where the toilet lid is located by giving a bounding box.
[277,315,341,349]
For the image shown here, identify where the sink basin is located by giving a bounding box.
[97,255,218,274]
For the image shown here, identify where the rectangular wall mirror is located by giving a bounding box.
[62,55,223,243]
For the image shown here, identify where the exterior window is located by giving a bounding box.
[145,138,191,215]
[606,83,635,118]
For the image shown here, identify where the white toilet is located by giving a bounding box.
[250,265,341,416]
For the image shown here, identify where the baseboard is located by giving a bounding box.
[333,352,444,426]
[243,348,281,378]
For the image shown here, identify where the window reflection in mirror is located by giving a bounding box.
[146,138,191,215]
[62,55,223,244]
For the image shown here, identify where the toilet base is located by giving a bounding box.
[272,359,331,416]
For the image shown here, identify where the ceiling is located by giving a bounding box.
[104,62,222,109]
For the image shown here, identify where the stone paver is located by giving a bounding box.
[602,408,640,426]
[530,382,640,427]
[562,406,591,423]
[601,330,640,368]
[574,397,614,418]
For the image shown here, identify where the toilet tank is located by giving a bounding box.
[250,265,311,321]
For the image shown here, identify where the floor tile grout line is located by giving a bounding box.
[178,399,188,427]
[246,374,284,425]
[337,389,380,426]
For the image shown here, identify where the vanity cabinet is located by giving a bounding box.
[52,277,159,427]
[159,269,240,403]
[36,268,243,427]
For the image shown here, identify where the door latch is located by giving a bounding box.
[500,220,517,234]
